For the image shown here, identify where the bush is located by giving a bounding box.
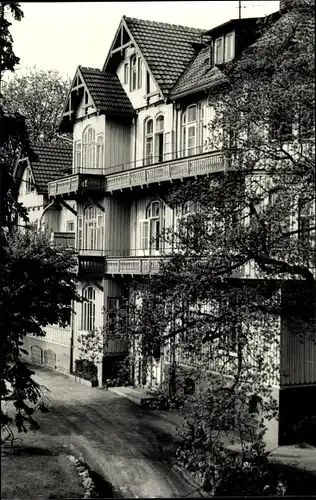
[74,359,98,382]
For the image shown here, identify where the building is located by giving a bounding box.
[15,2,315,446]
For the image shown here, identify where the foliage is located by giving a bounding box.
[74,359,98,383]
[106,1,315,493]
[2,66,71,143]
[0,230,79,436]
[0,2,23,85]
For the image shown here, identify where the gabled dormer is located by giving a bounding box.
[59,65,135,134]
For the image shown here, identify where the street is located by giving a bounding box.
[28,365,202,498]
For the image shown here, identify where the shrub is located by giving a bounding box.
[74,359,97,382]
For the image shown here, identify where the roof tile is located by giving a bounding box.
[28,143,73,194]
[124,16,204,94]
[80,66,134,116]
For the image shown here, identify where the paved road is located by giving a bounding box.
[29,366,202,498]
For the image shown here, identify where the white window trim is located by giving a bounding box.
[224,31,235,62]
[214,36,224,64]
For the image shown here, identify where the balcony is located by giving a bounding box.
[48,173,105,199]
[78,255,105,278]
[105,149,227,193]
[106,256,161,275]
[51,231,75,249]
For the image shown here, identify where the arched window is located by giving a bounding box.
[82,286,96,331]
[182,104,197,156]
[96,135,104,170]
[144,118,153,165]
[82,126,96,170]
[140,200,165,254]
[84,205,104,250]
[144,115,165,165]
[131,56,137,91]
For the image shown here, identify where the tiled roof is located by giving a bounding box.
[28,143,73,194]
[79,66,134,116]
[170,47,228,98]
[124,16,205,95]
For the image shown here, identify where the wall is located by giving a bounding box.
[116,50,161,110]
[104,117,131,172]
[17,163,46,229]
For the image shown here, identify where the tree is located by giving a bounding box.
[0,230,79,441]
[0,2,23,93]
[112,1,315,494]
[2,67,70,143]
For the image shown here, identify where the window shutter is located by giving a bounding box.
[140,220,149,252]
[77,216,83,251]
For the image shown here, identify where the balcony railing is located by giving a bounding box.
[48,148,227,198]
[106,257,161,275]
[51,231,75,249]
[48,173,105,198]
[78,256,105,278]
[105,149,227,192]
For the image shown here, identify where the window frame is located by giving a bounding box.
[130,56,137,91]
[25,167,35,194]
[82,286,96,332]
[224,31,235,62]
[82,125,96,170]
[124,62,129,85]
[214,36,224,64]
[84,205,104,251]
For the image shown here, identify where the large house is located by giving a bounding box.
[16,0,315,447]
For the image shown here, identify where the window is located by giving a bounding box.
[124,63,129,84]
[83,126,96,169]
[298,200,314,266]
[270,107,293,140]
[25,167,35,194]
[130,56,137,91]
[140,200,165,254]
[144,115,166,165]
[66,221,75,232]
[138,58,142,89]
[107,297,128,334]
[155,115,164,163]
[298,107,315,139]
[84,205,104,250]
[214,37,224,64]
[224,32,234,61]
[146,71,151,94]
[96,135,104,170]
[75,141,82,172]
[182,105,197,156]
[82,286,96,331]
[145,118,154,164]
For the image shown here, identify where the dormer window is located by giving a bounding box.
[214,37,224,64]
[225,32,235,61]
[214,32,235,65]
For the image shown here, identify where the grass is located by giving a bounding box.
[1,439,85,500]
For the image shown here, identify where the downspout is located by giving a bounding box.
[134,115,137,169]
[39,199,56,234]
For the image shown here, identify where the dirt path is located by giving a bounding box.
[28,366,202,498]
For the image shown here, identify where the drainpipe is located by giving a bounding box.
[39,199,56,234]
[134,116,137,169]
[70,299,75,374]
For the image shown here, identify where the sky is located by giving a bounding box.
[9,1,280,81]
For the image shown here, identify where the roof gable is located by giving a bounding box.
[103,15,205,96]
[16,144,73,195]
